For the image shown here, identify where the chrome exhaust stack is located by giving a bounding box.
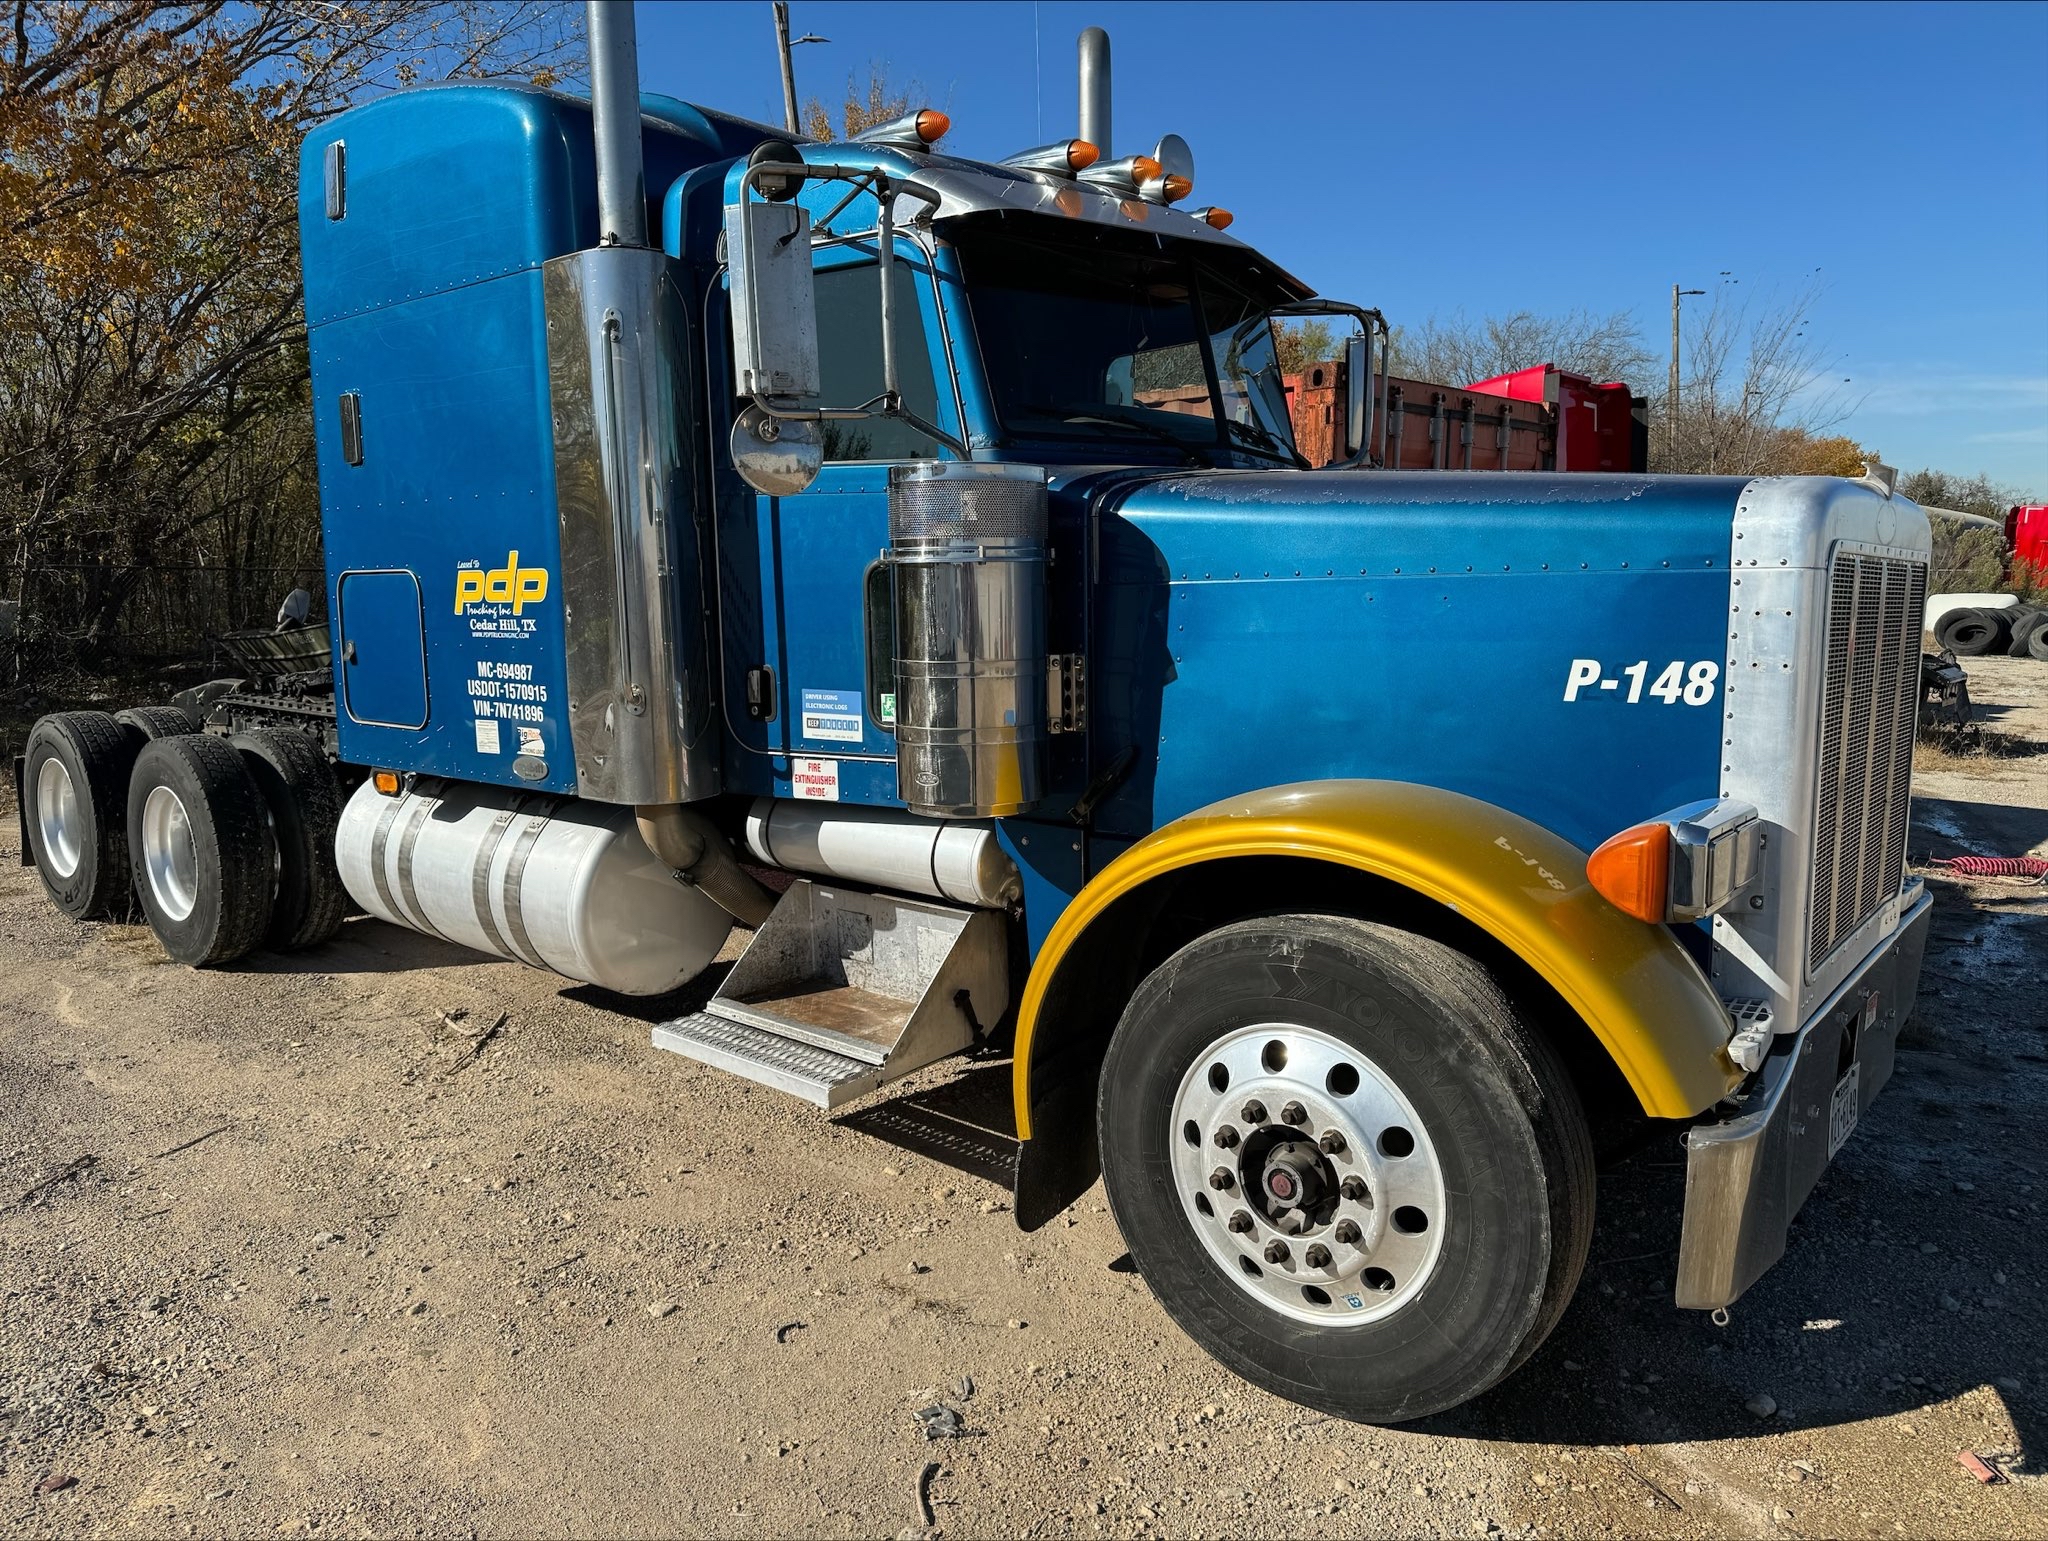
[588,0,647,248]
[1078,26,1111,156]
[543,2,723,820]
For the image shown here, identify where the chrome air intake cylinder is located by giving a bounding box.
[887,462,1049,818]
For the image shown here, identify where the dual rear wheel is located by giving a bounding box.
[22,710,344,965]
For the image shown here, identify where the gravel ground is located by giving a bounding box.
[1,656,2044,1540]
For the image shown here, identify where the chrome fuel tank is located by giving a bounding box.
[336,778,731,995]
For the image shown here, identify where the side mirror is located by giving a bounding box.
[1344,332,1370,458]
[726,142,819,406]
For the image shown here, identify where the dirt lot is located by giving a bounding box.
[2,658,2045,1541]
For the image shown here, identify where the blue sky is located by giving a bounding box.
[635,0,2048,493]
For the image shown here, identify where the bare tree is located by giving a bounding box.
[1,2,582,666]
[1656,280,1850,476]
[1388,307,1654,388]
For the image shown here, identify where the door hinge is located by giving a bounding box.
[1047,653,1086,734]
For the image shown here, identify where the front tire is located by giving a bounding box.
[126,735,276,966]
[1097,914,1594,1424]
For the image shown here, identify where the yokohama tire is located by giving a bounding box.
[126,734,276,966]
[1097,914,1595,1424]
[115,704,201,746]
[231,729,346,951]
[22,711,139,921]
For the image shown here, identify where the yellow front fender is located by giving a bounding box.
[1014,781,1742,1137]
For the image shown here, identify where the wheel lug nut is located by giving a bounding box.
[1227,1210,1254,1234]
[1340,1175,1368,1202]
[1263,1240,1290,1264]
[1213,1125,1240,1149]
[1334,1218,1362,1245]
[1304,1243,1332,1269]
[1241,1100,1267,1123]
[1318,1129,1346,1154]
[1280,1101,1308,1125]
[1208,1167,1234,1191]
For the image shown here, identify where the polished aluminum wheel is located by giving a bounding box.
[35,758,85,880]
[1169,1022,1446,1325]
[141,784,199,923]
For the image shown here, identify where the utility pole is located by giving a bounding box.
[771,3,828,137]
[1669,284,1705,465]
[773,3,800,134]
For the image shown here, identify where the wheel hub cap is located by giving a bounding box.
[1170,1022,1447,1326]
[141,784,198,923]
[34,758,83,880]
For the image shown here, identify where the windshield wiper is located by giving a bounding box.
[1012,404,1212,467]
[1221,416,1296,462]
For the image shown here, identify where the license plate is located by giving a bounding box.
[1828,1062,1862,1158]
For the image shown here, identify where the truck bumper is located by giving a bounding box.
[1674,880,1933,1311]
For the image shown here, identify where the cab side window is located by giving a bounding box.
[814,259,942,462]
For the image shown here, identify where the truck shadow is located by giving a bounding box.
[832,1059,1019,1188]
[1428,863,2046,1465]
[240,914,503,974]
[1420,1126,2043,1468]
[1911,793,2048,861]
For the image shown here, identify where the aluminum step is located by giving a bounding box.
[652,1010,887,1108]
[651,878,1009,1109]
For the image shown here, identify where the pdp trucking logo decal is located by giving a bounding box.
[454,551,549,639]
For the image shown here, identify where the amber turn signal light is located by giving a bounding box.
[372,769,401,796]
[915,109,950,144]
[1160,173,1193,203]
[1067,139,1100,170]
[1191,206,1233,229]
[1586,821,1671,923]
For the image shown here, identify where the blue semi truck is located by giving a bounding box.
[16,9,1934,1422]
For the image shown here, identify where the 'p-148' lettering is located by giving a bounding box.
[1563,658,1719,705]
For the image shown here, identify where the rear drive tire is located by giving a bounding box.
[126,734,276,966]
[22,711,139,920]
[115,704,201,746]
[231,729,345,951]
[1097,914,1595,1425]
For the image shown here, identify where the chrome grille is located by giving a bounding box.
[1807,552,1926,968]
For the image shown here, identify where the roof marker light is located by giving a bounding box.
[1190,206,1234,230]
[999,139,1100,176]
[1077,153,1161,196]
[852,108,950,150]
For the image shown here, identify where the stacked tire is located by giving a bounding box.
[1934,604,2048,662]
[21,711,345,966]
[2007,607,2048,662]
[1933,607,2012,657]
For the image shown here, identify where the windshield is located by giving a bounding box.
[947,215,1305,466]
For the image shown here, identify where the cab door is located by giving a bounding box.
[722,237,962,806]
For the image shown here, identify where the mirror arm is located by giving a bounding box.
[734,164,963,455]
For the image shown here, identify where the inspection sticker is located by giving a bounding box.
[473,718,501,755]
[801,688,865,743]
[791,757,840,801]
